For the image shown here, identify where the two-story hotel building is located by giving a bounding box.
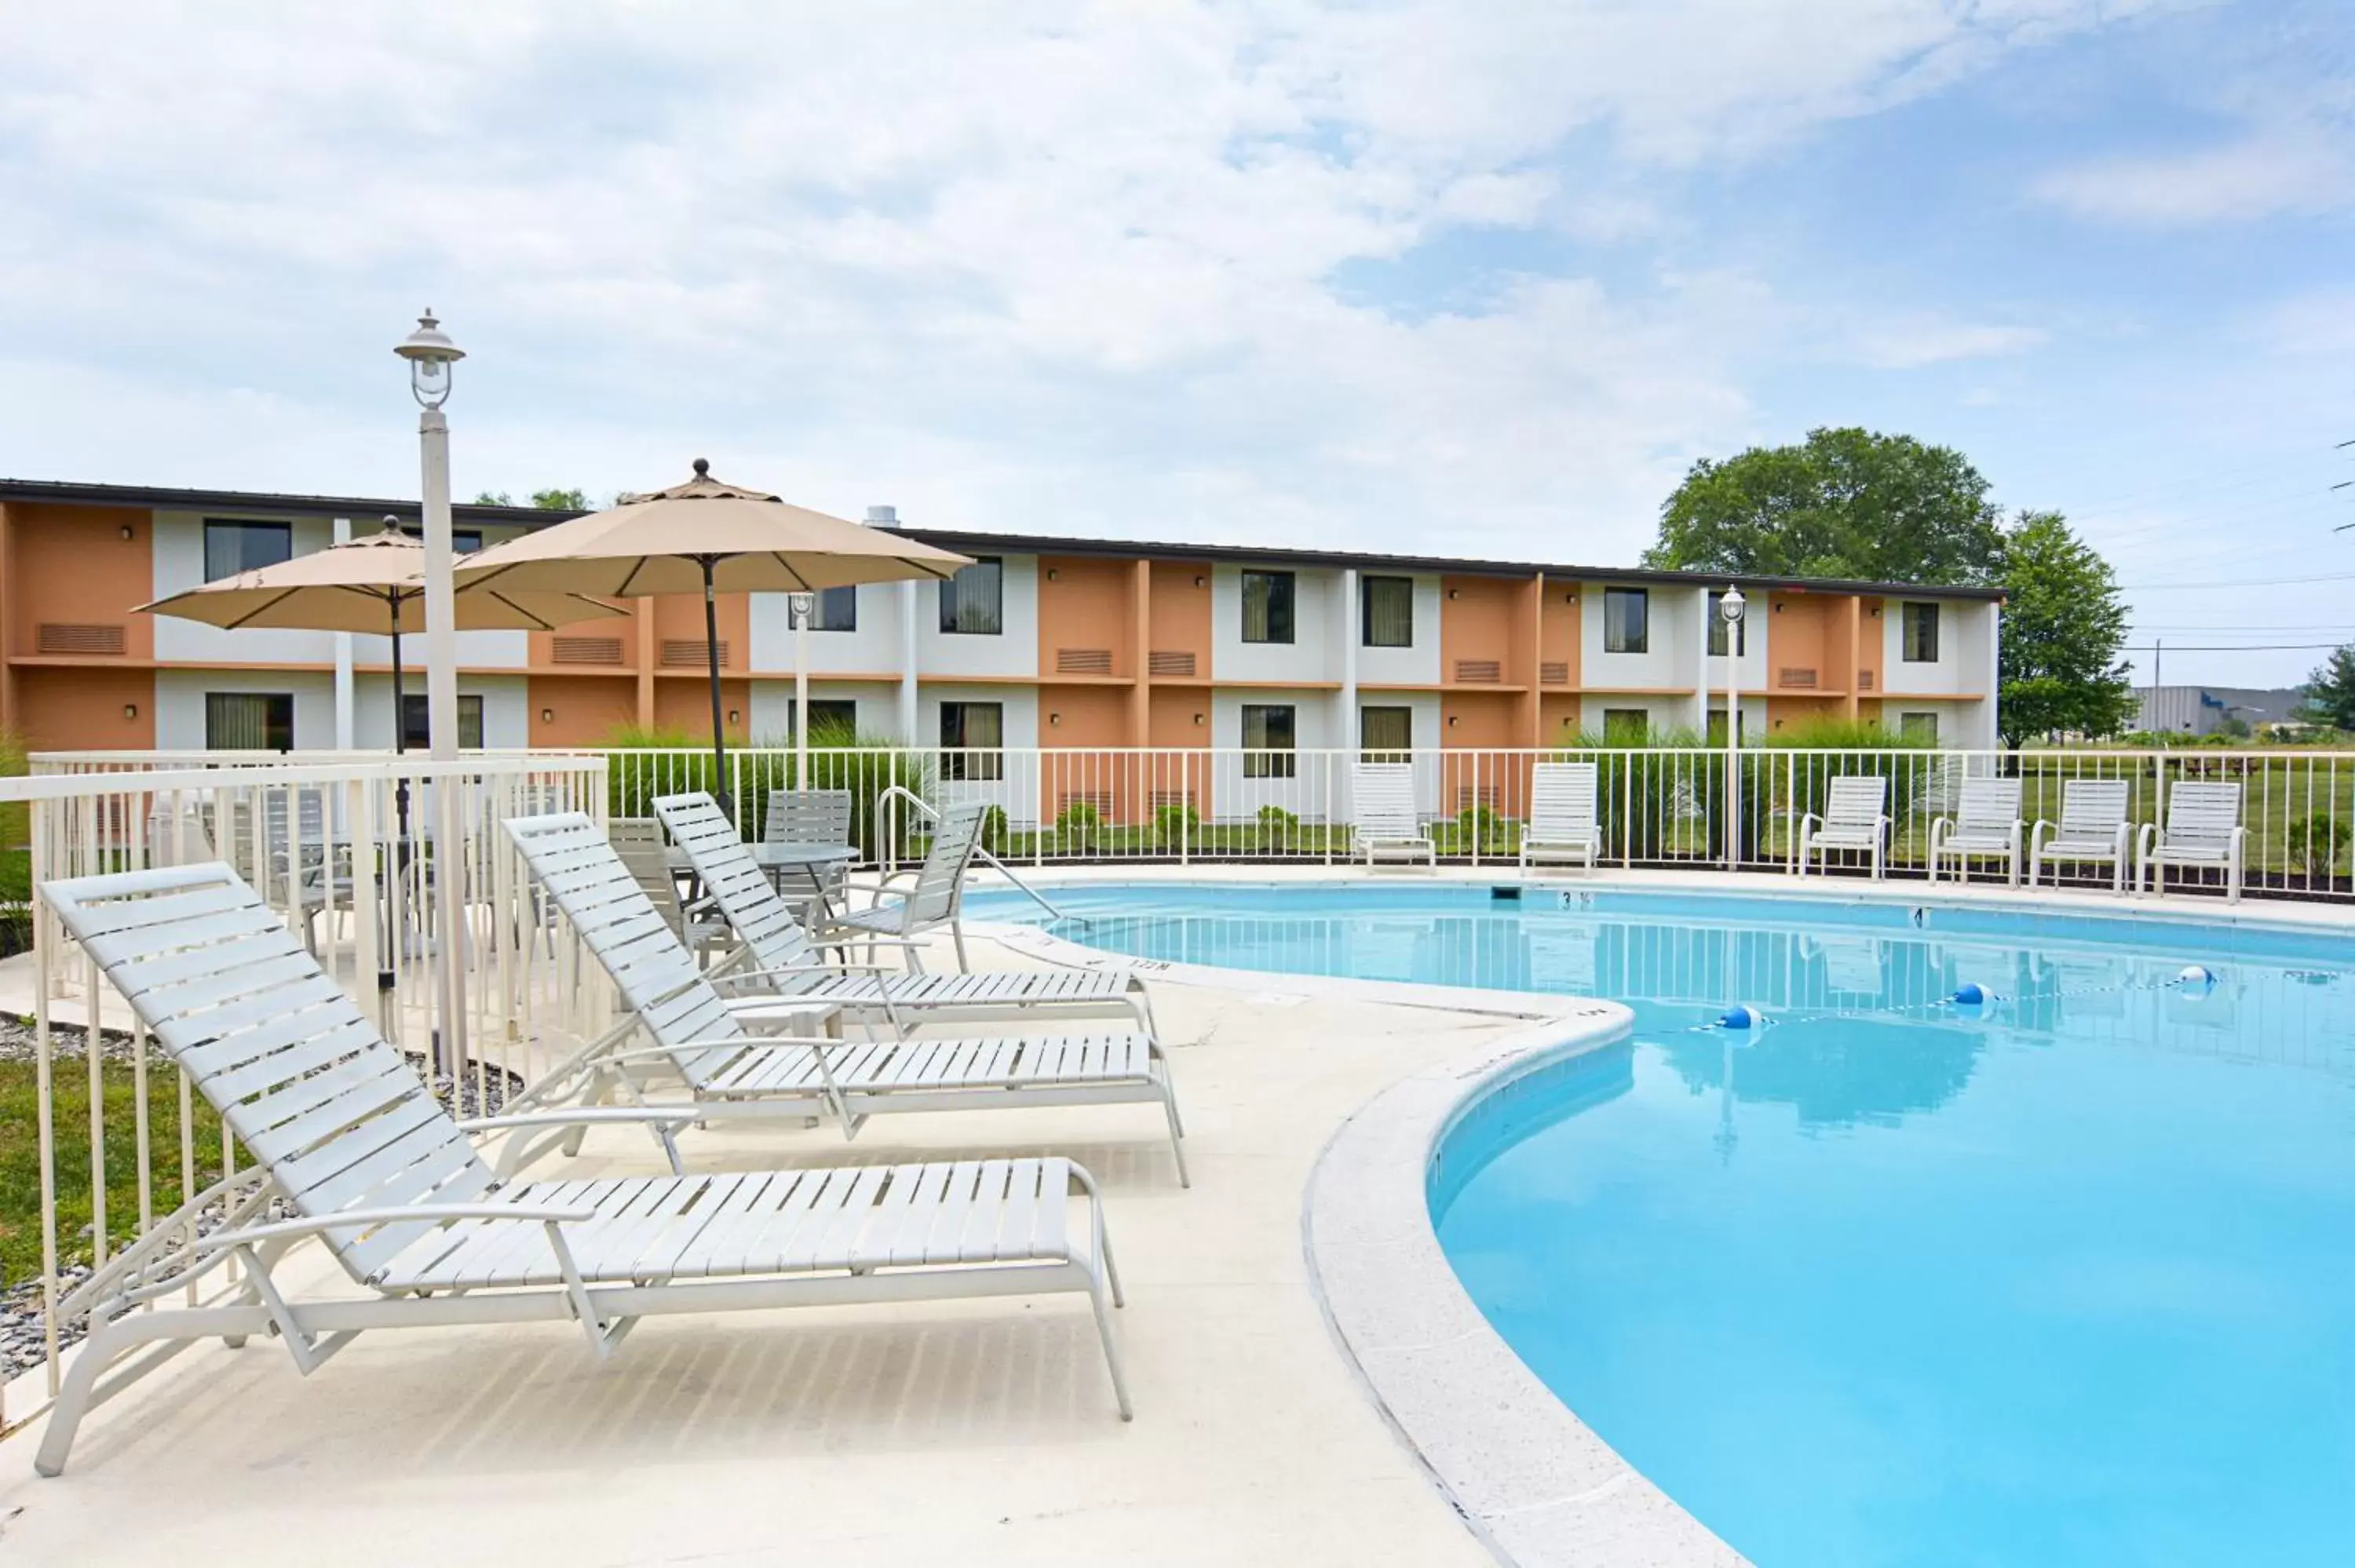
[0,478,2002,761]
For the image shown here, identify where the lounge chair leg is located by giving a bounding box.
[35,1311,128,1477]
[1162,1086,1190,1189]
[1088,1271,1134,1423]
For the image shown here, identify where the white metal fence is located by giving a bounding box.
[587,743,2355,899]
[0,752,608,1428]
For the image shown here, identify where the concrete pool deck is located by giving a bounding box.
[7,863,2352,1566]
[0,924,1586,1568]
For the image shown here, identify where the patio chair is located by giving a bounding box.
[653,792,1159,1037]
[761,786,856,913]
[1351,763,1436,868]
[609,817,730,963]
[1926,776,2025,886]
[506,812,1188,1185]
[2137,780,2247,902]
[809,799,988,972]
[2028,779,2134,893]
[32,861,1131,1475]
[1797,775,1890,879]
[1519,762,1602,873]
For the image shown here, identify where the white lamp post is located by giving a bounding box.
[393,309,467,1074]
[789,591,816,792]
[1721,586,1746,871]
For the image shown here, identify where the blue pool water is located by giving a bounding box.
[983,884,2355,1566]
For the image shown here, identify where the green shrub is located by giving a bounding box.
[1154,803,1201,844]
[1257,804,1300,848]
[1055,799,1101,851]
[2287,811,2350,879]
[599,720,933,861]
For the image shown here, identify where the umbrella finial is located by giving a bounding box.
[692,458,710,480]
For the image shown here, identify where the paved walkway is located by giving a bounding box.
[0,930,1560,1567]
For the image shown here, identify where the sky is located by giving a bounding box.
[1,0,2350,687]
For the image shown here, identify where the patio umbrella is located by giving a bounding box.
[453,460,970,808]
[136,522,629,753]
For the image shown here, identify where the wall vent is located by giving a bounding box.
[1056,647,1114,675]
[1148,650,1196,678]
[1453,659,1502,684]
[551,636,624,665]
[36,623,126,655]
[1777,667,1819,690]
[1539,661,1569,686]
[661,640,728,667]
[1857,669,1876,692]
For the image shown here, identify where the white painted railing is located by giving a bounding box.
[0,751,608,1428]
[590,743,2355,899]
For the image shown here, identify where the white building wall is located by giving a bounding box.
[155,668,338,750]
[915,556,1039,680]
[1210,564,1340,684]
[747,583,908,676]
[1352,574,1444,687]
[1210,686,1342,823]
[918,683,1041,828]
[1880,596,1968,697]
[745,680,886,742]
[1578,582,1696,715]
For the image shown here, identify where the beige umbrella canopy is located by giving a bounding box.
[455,461,972,801]
[138,523,626,752]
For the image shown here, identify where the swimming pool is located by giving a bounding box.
[984,882,2355,1566]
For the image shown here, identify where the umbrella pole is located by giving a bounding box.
[388,607,412,995]
[702,556,732,817]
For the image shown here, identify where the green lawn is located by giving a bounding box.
[0,1050,223,1289]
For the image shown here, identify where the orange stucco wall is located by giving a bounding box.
[649,591,748,669]
[1766,594,1831,694]
[1146,558,1213,673]
[15,667,156,751]
[6,503,155,661]
[528,675,639,747]
[1037,556,1134,679]
[1439,576,1519,683]
[1857,600,1886,698]
[1040,685,1130,747]
[653,677,752,739]
[1765,695,1843,735]
[528,601,649,669]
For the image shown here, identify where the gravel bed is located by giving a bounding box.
[2,1016,522,1377]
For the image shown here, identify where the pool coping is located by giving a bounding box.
[977,909,1751,1566]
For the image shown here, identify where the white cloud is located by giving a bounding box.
[1845,319,2050,369]
[0,1,2138,557]
[2034,133,2351,226]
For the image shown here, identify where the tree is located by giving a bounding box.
[1996,510,2136,744]
[469,488,591,509]
[2297,646,2355,731]
[1642,427,2006,585]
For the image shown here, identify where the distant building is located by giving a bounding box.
[2133,684,2307,737]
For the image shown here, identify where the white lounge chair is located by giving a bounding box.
[2138,779,2247,902]
[1352,763,1435,867]
[2028,779,2134,893]
[33,861,1131,1475]
[1927,776,2024,886]
[1797,775,1889,879]
[653,791,1158,1037]
[506,812,1189,1184]
[1519,762,1602,873]
[812,800,988,972]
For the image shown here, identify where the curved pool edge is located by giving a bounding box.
[1303,1004,1751,1568]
